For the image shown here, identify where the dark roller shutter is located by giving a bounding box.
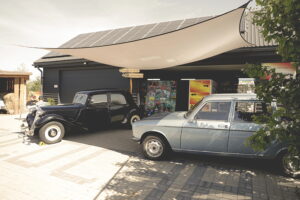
[59,68,129,103]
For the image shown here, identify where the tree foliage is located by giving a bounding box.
[27,77,41,92]
[244,65,300,155]
[254,0,300,66]
[245,0,300,155]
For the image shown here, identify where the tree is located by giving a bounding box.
[244,0,300,164]
[27,76,41,92]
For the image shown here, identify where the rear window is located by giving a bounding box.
[110,93,127,105]
[234,101,268,122]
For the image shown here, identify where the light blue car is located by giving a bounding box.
[132,93,299,177]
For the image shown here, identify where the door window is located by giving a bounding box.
[234,101,266,122]
[196,102,231,121]
[90,94,107,105]
[110,93,127,105]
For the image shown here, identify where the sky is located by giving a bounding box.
[0,0,250,78]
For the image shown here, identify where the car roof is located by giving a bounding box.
[75,88,127,95]
[203,93,257,101]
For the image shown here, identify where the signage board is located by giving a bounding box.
[122,73,144,78]
[119,68,140,73]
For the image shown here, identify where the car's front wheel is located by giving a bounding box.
[279,151,300,178]
[142,135,168,160]
[39,121,65,144]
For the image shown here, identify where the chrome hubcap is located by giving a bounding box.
[49,129,58,137]
[44,125,61,141]
[145,139,163,157]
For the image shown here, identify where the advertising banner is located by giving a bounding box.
[189,80,212,109]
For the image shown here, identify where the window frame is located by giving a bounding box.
[194,100,233,122]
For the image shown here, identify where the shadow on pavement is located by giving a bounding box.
[65,126,285,177]
[65,125,142,157]
[170,152,283,177]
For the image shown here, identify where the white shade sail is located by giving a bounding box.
[42,3,251,70]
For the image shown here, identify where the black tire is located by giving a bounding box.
[39,121,65,144]
[278,151,300,178]
[142,135,168,160]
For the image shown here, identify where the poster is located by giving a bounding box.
[145,81,176,114]
[189,80,212,109]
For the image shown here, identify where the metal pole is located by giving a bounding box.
[130,78,133,94]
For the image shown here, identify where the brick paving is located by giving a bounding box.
[95,157,300,200]
[0,114,299,200]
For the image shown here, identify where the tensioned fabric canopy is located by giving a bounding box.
[42,2,251,70]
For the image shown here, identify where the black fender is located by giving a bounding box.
[34,114,78,129]
[125,108,140,120]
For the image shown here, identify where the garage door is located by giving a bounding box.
[59,68,129,103]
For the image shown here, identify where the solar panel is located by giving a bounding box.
[77,30,111,47]
[87,30,115,47]
[91,29,119,46]
[50,16,215,50]
[125,24,157,42]
[160,20,182,34]
[68,33,95,48]
[59,34,86,48]
[99,27,132,46]
[113,26,135,44]
[180,18,200,29]
[145,22,168,37]
[116,24,146,43]
[73,32,101,48]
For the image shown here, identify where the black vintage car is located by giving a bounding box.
[24,89,141,144]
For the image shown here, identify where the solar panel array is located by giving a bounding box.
[40,12,278,61]
[43,16,215,58]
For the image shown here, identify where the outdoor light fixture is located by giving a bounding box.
[147,78,160,81]
[181,78,196,80]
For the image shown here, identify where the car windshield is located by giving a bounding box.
[72,93,88,105]
[185,99,203,118]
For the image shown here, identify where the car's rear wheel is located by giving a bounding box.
[39,121,65,144]
[279,151,300,178]
[142,135,168,160]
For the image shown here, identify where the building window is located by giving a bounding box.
[0,78,14,93]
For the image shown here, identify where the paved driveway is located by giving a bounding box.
[0,114,299,200]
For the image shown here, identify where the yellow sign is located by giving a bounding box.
[122,73,144,78]
[119,68,140,73]
[189,80,211,109]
